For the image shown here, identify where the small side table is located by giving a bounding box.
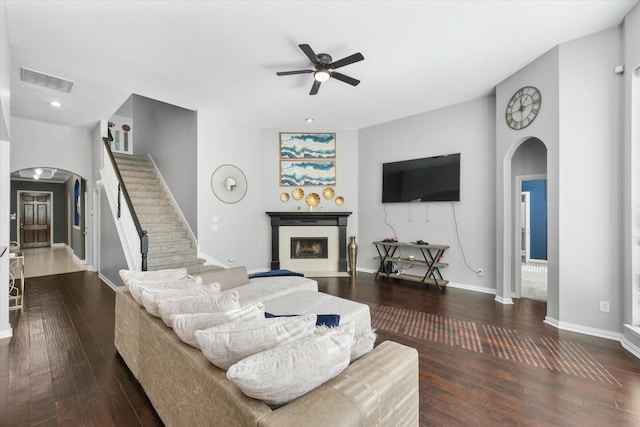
[9,251,25,310]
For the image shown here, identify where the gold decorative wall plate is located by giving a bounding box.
[292,187,304,200]
[280,192,290,202]
[335,196,345,206]
[323,187,335,199]
[306,192,320,207]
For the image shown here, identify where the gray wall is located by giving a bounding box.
[358,96,497,291]
[496,47,560,312]
[132,95,198,235]
[66,175,86,260]
[557,26,624,333]
[10,180,67,244]
[99,187,127,286]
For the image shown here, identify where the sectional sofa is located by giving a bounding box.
[114,267,419,426]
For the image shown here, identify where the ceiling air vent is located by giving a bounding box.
[20,67,74,93]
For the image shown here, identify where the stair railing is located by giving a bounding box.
[101,138,148,271]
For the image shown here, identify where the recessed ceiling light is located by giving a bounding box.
[49,101,62,107]
[305,117,314,123]
[34,168,43,175]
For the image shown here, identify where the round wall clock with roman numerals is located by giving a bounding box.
[505,86,541,130]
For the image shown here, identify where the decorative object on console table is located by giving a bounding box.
[348,236,358,276]
[373,240,449,290]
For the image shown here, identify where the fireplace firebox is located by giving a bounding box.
[291,238,328,259]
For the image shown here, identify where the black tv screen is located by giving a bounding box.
[382,153,460,202]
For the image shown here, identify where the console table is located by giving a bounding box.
[373,241,449,289]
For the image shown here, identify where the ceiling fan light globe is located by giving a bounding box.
[314,70,331,82]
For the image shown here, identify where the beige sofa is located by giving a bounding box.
[114,268,419,426]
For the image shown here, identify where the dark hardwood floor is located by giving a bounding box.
[1,271,639,426]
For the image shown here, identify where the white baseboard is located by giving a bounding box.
[621,339,640,359]
[71,251,87,266]
[447,281,496,295]
[0,327,13,340]
[99,273,119,291]
[52,242,66,248]
[196,247,229,269]
[544,316,622,341]
[494,295,514,305]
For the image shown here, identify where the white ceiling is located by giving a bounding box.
[4,0,638,131]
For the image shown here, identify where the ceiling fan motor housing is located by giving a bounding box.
[316,53,332,67]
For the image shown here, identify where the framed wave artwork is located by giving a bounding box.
[279,133,336,186]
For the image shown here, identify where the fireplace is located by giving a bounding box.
[291,238,328,259]
[266,212,352,274]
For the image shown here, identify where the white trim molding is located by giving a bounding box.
[495,295,514,305]
[0,327,12,340]
[99,273,118,291]
[545,317,622,341]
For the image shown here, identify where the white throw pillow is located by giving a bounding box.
[350,327,377,362]
[195,314,317,370]
[315,324,377,362]
[226,322,355,407]
[171,303,265,348]
[128,277,204,306]
[119,268,188,286]
[157,291,240,327]
[140,283,220,317]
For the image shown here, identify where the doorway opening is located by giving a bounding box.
[10,167,88,275]
[519,177,547,301]
[511,137,548,302]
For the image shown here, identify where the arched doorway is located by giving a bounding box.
[9,167,87,276]
[510,138,548,300]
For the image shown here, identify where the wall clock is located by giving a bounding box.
[505,86,541,130]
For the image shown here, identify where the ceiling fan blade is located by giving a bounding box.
[331,72,360,86]
[309,80,321,95]
[276,70,314,76]
[299,44,319,65]
[330,52,364,69]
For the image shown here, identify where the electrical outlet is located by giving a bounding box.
[477,268,484,277]
[600,301,610,313]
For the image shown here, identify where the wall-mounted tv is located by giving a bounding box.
[382,153,460,203]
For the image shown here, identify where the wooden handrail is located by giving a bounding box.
[102,137,148,270]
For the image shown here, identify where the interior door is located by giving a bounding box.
[520,192,531,262]
[20,192,51,248]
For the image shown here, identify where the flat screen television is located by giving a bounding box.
[382,153,460,202]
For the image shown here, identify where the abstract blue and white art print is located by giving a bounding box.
[279,133,336,159]
[280,160,336,186]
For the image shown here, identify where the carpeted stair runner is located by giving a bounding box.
[112,153,221,275]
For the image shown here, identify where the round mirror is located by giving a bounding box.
[223,177,237,191]
[211,164,247,204]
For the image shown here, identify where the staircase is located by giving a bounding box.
[112,153,220,274]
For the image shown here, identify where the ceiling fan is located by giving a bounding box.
[276,44,364,95]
